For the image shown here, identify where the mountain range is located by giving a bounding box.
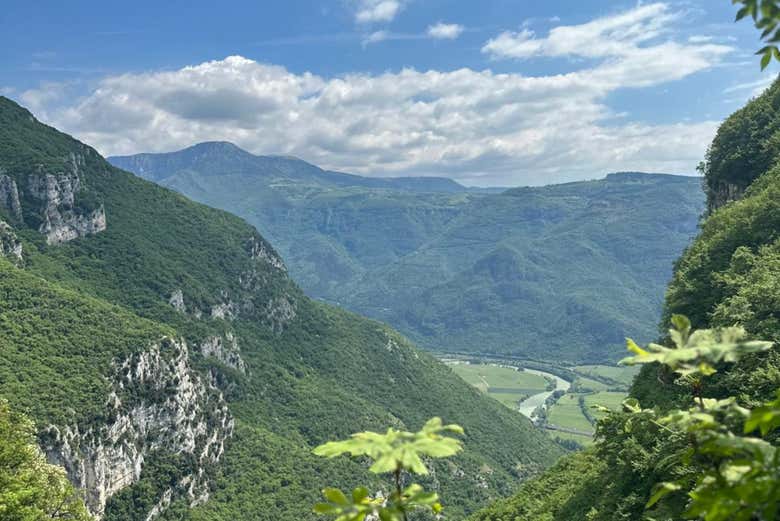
[111,144,706,363]
[0,96,562,520]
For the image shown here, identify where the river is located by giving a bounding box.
[516,368,571,419]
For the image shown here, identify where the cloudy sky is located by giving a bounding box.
[1,0,777,186]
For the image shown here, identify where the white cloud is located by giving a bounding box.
[354,0,404,24]
[21,46,728,187]
[427,23,464,40]
[723,75,777,97]
[482,2,732,87]
[688,35,713,43]
[363,30,389,45]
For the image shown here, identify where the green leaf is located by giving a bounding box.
[314,503,339,514]
[352,487,370,504]
[646,482,682,508]
[323,488,349,505]
[761,49,772,69]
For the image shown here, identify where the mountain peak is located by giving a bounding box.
[181,141,254,157]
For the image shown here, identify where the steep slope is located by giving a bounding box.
[468,77,780,521]
[108,145,705,363]
[0,96,562,520]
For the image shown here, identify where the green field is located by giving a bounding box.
[573,365,640,387]
[584,391,627,419]
[550,430,593,447]
[547,394,594,433]
[572,376,610,392]
[451,364,550,409]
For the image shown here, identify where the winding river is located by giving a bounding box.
[516,368,571,418]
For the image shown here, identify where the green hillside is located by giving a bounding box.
[468,79,780,521]
[0,96,562,520]
[110,148,705,364]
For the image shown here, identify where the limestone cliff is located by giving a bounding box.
[42,338,233,519]
[0,152,107,244]
[707,179,745,213]
[0,220,22,263]
[0,173,22,220]
[26,153,107,244]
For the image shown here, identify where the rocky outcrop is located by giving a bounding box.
[169,289,186,313]
[0,220,22,263]
[27,165,106,244]
[43,338,233,519]
[247,235,285,271]
[0,173,22,220]
[199,332,247,373]
[0,153,107,244]
[263,296,297,334]
[210,297,238,320]
[707,180,745,213]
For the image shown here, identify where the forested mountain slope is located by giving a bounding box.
[0,96,562,521]
[469,79,780,521]
[110,147,704,363]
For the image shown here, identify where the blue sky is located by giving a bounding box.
[0,0,776,186]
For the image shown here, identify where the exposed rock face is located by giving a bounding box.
[707,180,745,213]
[247,235,285,271]
[0,174,22,220]
[0,154,107,244]
[210,297,238,320]
[263,296,297,333]
[0,220,22,263]
[199,332,247,373]
[169,289,186,313]
[27,168,106,244]
[43,338,233,519]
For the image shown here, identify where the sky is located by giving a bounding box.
[0,0,777,186]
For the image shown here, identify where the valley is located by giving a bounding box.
[443,355,637,447]
[110,147,706,364]
[3,2,780,521]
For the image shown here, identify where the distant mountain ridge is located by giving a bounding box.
[110,141,502,194]
[110,142,706,363]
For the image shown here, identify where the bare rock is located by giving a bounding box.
[43,337,233,519]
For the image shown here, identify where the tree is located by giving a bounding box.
[733,0,780,68]
[616,315,780,520]
[312,417,463,521]
[0,399,92,521]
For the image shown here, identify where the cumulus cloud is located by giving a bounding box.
[354,0,404,24]
[427,23,464,40]
[20,5,733,186]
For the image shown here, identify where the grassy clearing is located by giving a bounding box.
[584,391,627,419]
[451,364,550,409]
[572,376,610,392]
[550,430,593,447]
[547,394,593,433]
[573,365,639,387]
